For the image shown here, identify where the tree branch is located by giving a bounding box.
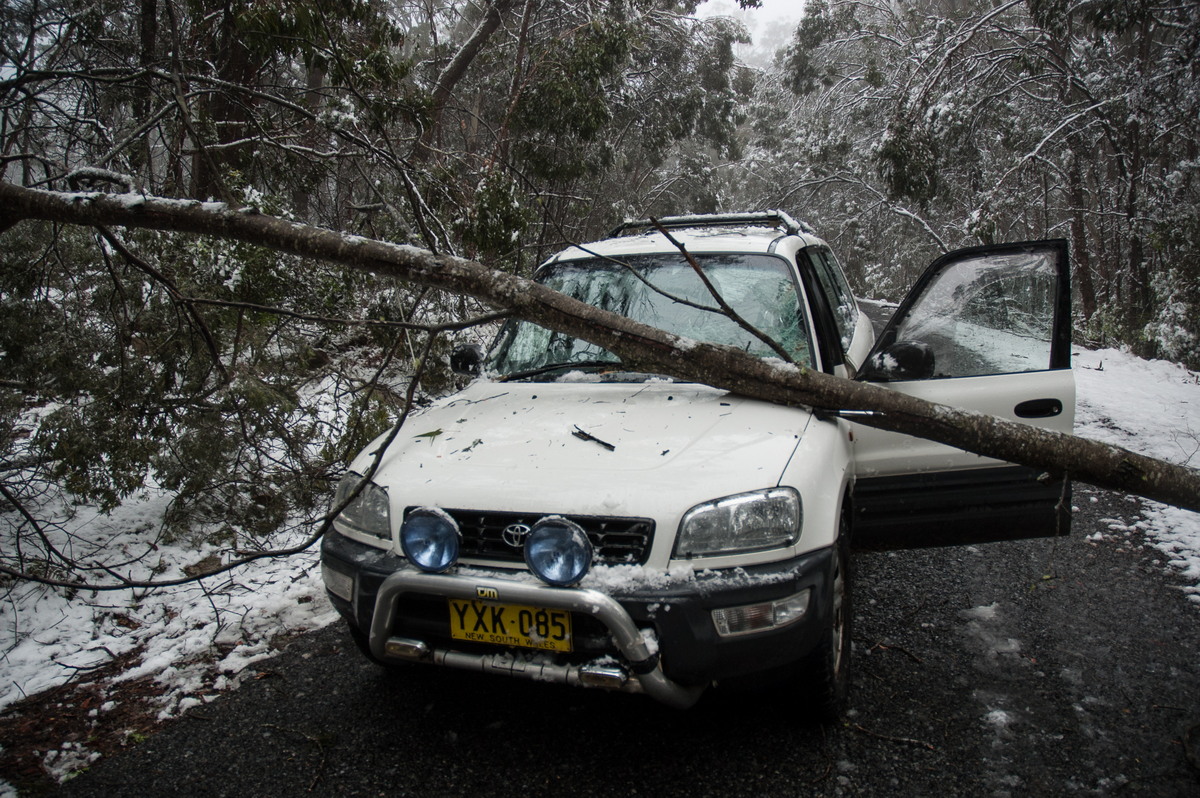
[0,328,444,591]
[2,182,1198,512]
[415,0,515,159]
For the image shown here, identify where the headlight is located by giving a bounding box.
[675,487,801,558]
[524,517,593,587]
[332,472,391,541]
[400,507,461,573]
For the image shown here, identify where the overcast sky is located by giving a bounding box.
[697,0,805,67]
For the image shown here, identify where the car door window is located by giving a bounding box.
[882,248,1061,377]
[808,248,859,352]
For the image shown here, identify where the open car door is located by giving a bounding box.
[851,240,1073,549]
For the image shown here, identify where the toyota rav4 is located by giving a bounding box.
[320,211,1073,717]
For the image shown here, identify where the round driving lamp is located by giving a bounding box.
[400,508,461,573]
[524,518,594,587]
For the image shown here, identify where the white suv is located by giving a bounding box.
[320,211,1074,716]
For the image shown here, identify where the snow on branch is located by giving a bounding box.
[2,181,1198,516]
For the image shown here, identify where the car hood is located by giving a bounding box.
[352,379,813,520]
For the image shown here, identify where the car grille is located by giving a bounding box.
[406,507,655,566]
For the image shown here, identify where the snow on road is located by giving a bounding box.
[1074,347,1200,604]
[1,344,1198,790]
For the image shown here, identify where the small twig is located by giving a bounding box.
[807,725,835,785]
[849,722,936,751]
[651,219,797,365]
[65,167,134,193]
[0,481,76,568]
[806,757,833,785]
[199,579,226,640]
[260,723,328,792]
[1183,724,1200,775]
[97,227,230,384]
[185,296,508,333]
[49,657,110,673]
[572,425,616,451]
[869,641,924,664]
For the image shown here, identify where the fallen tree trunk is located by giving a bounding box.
[2,181,1198,512]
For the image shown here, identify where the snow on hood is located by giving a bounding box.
[351,379,812,519]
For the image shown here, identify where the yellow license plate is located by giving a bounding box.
[448,599,573,652]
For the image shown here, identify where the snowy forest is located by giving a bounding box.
[5,0,1200,788]
[2,0,1200,588]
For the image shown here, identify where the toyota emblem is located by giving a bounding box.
[502,523,532,548]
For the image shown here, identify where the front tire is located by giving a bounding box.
[799,531,852,721]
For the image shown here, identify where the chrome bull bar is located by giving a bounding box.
[369,568,705,709]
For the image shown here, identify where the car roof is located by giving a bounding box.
[545,211,828,264]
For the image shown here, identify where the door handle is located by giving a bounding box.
[1014,398,1063,419]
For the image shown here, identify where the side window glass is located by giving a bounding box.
[809,248,859,351]
[890,250,1057,377]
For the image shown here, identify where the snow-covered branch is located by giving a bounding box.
[3,181,1198,513]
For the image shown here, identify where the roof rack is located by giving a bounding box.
[607,210,814,238]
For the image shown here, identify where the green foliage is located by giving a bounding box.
[454,171,536,258]
[0,229,97,396]
[1144,267,1200,366]
[324,391,393,469]
[874,118,940,207]
[234,0,407,71]
[39,403,162,511]
[785,0,856,95]
[511,20,631,181]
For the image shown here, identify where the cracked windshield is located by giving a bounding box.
[489,253,813,378]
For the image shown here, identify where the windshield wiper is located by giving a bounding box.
[498,359,621,382]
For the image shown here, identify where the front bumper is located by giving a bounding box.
[321,533,836,707]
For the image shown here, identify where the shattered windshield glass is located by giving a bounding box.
[488,253,813,379]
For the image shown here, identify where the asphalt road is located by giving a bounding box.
[55,485,1200,797]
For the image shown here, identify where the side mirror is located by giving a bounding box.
[860,341,935,382]
[449,343,485,377]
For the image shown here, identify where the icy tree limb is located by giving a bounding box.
[2,181,1199,512]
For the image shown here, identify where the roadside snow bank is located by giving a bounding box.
[1075,347,1200,603]
[0,489,337,717]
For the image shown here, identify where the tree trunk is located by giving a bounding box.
[136,0,159,123]
[191,2,258,200]
[2,182,1198,512]
[1068,151,1097,320]
[414,0,514,161]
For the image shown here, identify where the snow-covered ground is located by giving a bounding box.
[1,343,1198,791]
[0,494,338,785]
[0,492,336,712]
[1073,347,1200,604]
